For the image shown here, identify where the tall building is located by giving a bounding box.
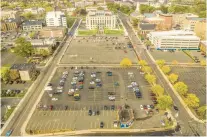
[86,10,117,30]
[148,30,200,50]
[194,20,206,40]
[46,11,67,28]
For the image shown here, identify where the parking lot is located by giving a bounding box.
[26,67,165,132]
[60,36,138,64]
[150,50,193,63]
[171,66,206,105]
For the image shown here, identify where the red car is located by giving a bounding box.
[50,105,53,110]
[143,105,147,110]
[79,82,83,84]
[124,50,127,53]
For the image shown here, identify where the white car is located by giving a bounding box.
[147,105,151,109]
[140,105,144,110]
[52,98,58,101]
[109,96,115,101]
[91,74,96,78]
[57,89,63,93]
[63,71,68,75]
[72,77,78,80]
[90,81,95,85]
[127,85,132,88]
[95,79,101,82]
[128,72,133,75]
[57,86,63,90]
[71,81,77,85]
[45,86,53,91]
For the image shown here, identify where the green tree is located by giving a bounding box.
[144,74,156,85]
[21,12,35,20]
[29,32,36,39]
[0,65,11,83]
[144,40,151,46]
[39,49,50,57]
[66,16,75,28]
[9,69,20,80]
[132,18,139,27]
[168,73,179,84]
[184,93,200,108]
[141,66,152,74]
[156,60,166,67]
[161,65,171,74]
[138,60,148,66]
[120,58,132,67]
[14,37,34,57]
[159,5,168,13]
[79,9,87,16]
[140,4,156,14]
[157,95,173,110]
[197,105,207,120]
[151,84,164,96]
[174,82,188,96]
[97,7,104,10]
[200,60,206,66]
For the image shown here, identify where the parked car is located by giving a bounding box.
[111,105,115,110]
[140,105,143,110]
[109,96,115,101]
[97,110,100,115]
[147,105,151,109]
[6,129,13,137]
[143,105,147,110]
[88,110,92,116]
[65,105,68,110]
[100,122,104,128]
[104,105,108,110]
[174,106,179,111]
[89,86,95,89]
[50,105,53,110]
[52,98,58,101]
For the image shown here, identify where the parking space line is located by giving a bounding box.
[34,121,40,130]
[55,122,60,130]
[106,122,109,128]
[90,122,93,129]
[51,121,57,130]
[95,122,97,129]
[44,121,50,131]
[47,121,52,130]
[60,123,64,130]
[67,111,71,116]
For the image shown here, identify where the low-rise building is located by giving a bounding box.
[10,64,37,81]
[182,17,206,31]
[1,10,20,22]
[30,38,56,54]
[138,23,156,36]
[1,18,18,31]
[86,10,117,30]
[172,13,198,27]
[24,7,45,14]
[148,30,200,50]
[22,20,44,31]
[194,20,206,40]
[39,27,66,38]
[74,0,94,8]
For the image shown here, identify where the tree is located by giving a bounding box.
[144,40,151,46]
[140,4,156,14]
[66,16,75,28]
[0,65,11,83]
[79,9,87,16]
[184,93,200,108]
[14,37,34,57]
[97,7,104,10]
[168,73,179,84]
[120,58,132,67]
[132,18,139,27]
[151,84,164,96]
[159,5,168,13]
[138,60,148,66]
[9,69,20,80]
[21,12,35,20]
[141,66,152,74]
[161,65,171,74]
[39,49,50,57]
[144,74,156,85]
[200,60,206,66]
[157,95,173,110]
[156,60,166,67]
[29,32,36,39]
[197,105,207,119]
[174,82,188,96]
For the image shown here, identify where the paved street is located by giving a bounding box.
[0,19,81,136]
[118,12,206,136]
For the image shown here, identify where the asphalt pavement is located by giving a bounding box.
[118,12,206,136]
[0,19,81,136]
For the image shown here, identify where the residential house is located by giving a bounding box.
[24,7,45,14]
[10,64,37,81]
[1,18,18,31]
[22,20,44,31]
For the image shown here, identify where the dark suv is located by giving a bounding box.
[88,110,92,116]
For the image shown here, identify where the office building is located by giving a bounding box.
[86,10,117,30]
[46,11,67,28]
[22,20,43,31]
[148,30,200,50]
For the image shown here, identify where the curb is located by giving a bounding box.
[128,22,206,124]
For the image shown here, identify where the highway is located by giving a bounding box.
[0,18,81,136]
[118,12,206,136]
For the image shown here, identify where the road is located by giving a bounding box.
[118,12,206,136]
[0,18,81,136]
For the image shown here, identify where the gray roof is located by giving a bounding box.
[11,63,35,71]
[22,20,44,26]
[139,23,156,30]
[133,0,148,3]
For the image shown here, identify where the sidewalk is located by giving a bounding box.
[126,19,206,124]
